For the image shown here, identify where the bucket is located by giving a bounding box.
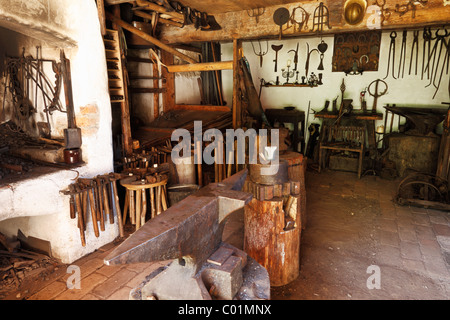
[169,154,196,185]
[167,184,200,206]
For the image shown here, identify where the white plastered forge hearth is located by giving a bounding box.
[0,0,116,263]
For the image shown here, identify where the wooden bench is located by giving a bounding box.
[318,125,365,178]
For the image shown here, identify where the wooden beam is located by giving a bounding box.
[135,0,184,21]
[134,10,183,28]
[105,11,196,64]
[129,87,167,93]
[158,0,450,44]
[96,0,106,36]
[166,61,233,73]
[153,53,160,119]
[173,104,231,112]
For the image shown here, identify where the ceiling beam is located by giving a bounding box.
[158,0,450,44]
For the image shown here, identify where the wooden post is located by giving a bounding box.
[244,197,301,287]
[141,189,147,226]
[161,51,175,113]
[152,50,160,120]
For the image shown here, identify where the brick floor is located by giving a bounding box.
[2,170,450,300]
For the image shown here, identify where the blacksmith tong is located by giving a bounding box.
[384,31,397,80]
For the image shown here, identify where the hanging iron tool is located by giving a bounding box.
[425,28,449,90]
[394,0,428,19]
[368,79,388,114]
[432,32,450,99]
[272,44,283,72]
[305,43,319,78]
[317,40,328,71]
[251,39,268,68]
[60,50,82,154]
[290,6,309,32]
[334,79,347,125]
[311,2,332,32]
[409,30,419,75]
[273,7,290,40]
[384,31,397,80]
[397,30,408,78]
[288,43,299,71]
[247,7,265,24]
[422,27,432,80]
[374,0,392,26]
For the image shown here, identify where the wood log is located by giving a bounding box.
[105,12,195,64]
[244,197,301,287]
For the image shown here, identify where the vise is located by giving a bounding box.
[104,170,270,300]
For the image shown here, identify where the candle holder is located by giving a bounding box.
[282,66,294,84]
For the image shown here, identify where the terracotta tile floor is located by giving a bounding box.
[2,169,449,300]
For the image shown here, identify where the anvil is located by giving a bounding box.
[104,170,269,300]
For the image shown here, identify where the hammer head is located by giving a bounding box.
[64,127,82,149]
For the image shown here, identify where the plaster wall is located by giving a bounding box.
[0,0,116,263]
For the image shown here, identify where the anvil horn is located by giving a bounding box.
[104,170,252,270]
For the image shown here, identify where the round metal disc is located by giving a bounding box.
[273,7,290,26]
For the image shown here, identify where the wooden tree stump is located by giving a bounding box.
[244,196,300,287]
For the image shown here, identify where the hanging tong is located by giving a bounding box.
[397,30,407,78]
[409,30,419,75]
[431,29,450,99]
[424,28,449,90]
[422,27,432,80]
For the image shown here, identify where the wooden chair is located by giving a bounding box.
[318,125,365,178]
